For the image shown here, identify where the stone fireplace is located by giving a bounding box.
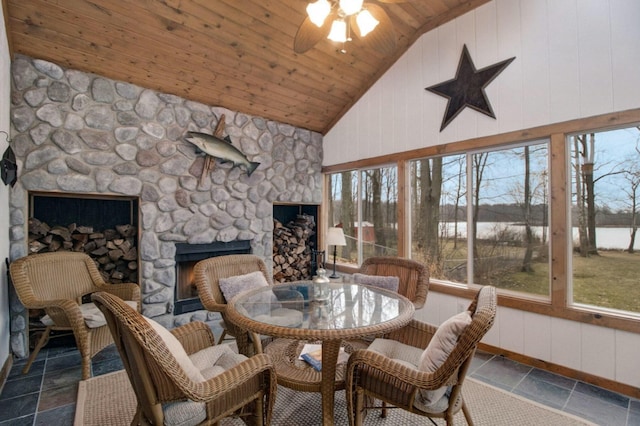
[7,55,323,357]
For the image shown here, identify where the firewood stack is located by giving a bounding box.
[273,214,316,283]
[27,217,139,284]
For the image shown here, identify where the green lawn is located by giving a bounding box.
[493,250,640,313]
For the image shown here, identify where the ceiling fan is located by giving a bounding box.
[294,0,406,55]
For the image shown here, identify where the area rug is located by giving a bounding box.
[75,370,596,425]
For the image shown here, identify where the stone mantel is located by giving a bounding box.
[7,55,323,357]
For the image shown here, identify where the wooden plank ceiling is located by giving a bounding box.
[3,0,489,134]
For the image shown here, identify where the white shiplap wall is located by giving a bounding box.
[1,1,13,369]
[324,0,640,164]
[416,292,640,390]
[324,0,640,389]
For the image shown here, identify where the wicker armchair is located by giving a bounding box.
[92,292,277,426]
[9,251,140,379]
[193,254,272,355]
[359,256,429,309]
[345,286,497,426]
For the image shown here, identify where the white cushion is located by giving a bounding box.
[163,340,248,426]
[189,344,247,376]
[41,300,138,329]
[368,338,423,366]
[352,273,400,292]
[143,317,205,383]
[253,307,304,328]
[218,271,269,302]
[162,401,207,426]
[416,311,472,412]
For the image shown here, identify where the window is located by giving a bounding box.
[323,109,640,330]
[569,126,640,314]
[327,166,398,267]
[410,141,551,298]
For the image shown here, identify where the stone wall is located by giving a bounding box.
[7,55,323,357]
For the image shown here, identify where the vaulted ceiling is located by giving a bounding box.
[3,0,489,134]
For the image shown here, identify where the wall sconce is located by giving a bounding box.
[1,132,17,187]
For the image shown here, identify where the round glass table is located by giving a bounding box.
[227,281,415,426]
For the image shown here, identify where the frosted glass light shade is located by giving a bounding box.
[306,0,331,27]
[356,9,379,36]
[339,0,364,16]
[327,19,348,42]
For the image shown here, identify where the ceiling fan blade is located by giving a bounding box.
[355,3,397,55]
[294,14,333,54]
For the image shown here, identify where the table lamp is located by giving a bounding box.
[326,227,347,279]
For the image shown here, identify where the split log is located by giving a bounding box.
[272,213,316,283]
[26,219,139,284]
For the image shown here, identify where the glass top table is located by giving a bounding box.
[227,281,415,426]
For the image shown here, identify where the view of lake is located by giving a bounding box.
[440,222,640,250]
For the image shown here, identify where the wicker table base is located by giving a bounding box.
[264,338,368,393]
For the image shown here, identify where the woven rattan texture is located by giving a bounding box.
[359,256,429,309]
[193,254,273,355]
[92,291,277,425]
[9,251,140,379]
[346,286,498,426]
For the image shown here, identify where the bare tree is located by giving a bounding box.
[371,168,385,254]
[472,153,489,281]
[520,146,535,272]
[623,149,640,253]
[416,158,443,264]
[340,172,355,260]
[451,156,466,249]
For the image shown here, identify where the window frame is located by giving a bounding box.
[325,164,400,267]
[322,108,640,334]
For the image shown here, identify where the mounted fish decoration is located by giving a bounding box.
[184,131,260,177]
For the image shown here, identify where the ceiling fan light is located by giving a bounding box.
[339,0,364,16]
[356,9,379,37]
[327,19,348,43]
[306,0,331,27]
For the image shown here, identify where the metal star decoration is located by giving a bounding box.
[426,45,515,131]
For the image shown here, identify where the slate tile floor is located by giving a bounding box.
[0,337,638,425]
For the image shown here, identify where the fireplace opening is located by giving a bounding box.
[174,240,252,314]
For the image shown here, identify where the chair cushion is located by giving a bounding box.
[41,300,138,328]
[253,307,304,328]
[352,273,400,292]
[368,338,424,366]
[163,342,249,426]
[162,401,207,426]
[416,311,472,411]
[219,271,269,302]
[189,344,248,377]
[144,317,206,383]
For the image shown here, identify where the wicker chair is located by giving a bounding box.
[92,292,277,426]
[193,254,273,355]
[358,256,429,309]
[345,286,497,426]
[9,251,140,379]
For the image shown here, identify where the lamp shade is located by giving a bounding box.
[326,227,347,246]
